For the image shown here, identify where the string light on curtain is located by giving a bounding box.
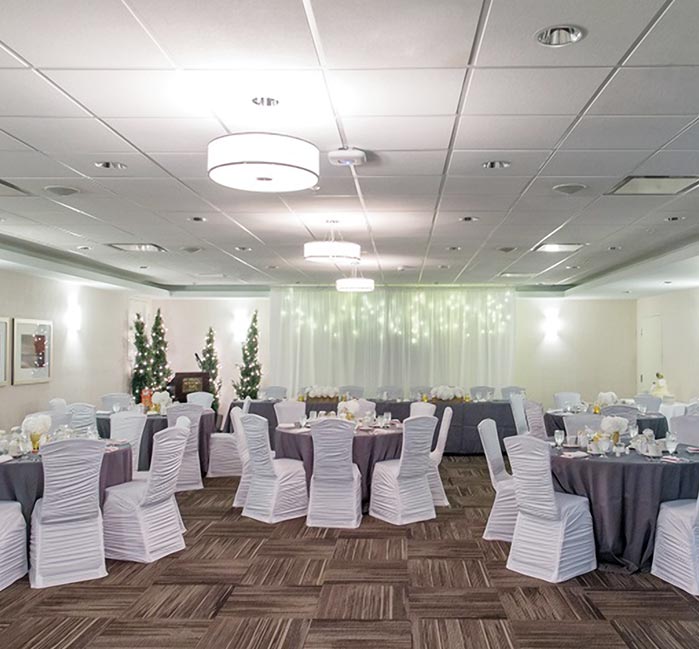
[304,220,361,264]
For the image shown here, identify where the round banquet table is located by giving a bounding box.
[550,445,699,573]
[545,411,669,438]
[97,408,215,474]
[274,424,403,504]
[0,442,132,524]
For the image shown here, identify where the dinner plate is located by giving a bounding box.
[277,423,295,429]
[562,443,580,449]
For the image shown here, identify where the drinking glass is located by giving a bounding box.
[629,424,639,439]
[309,411,317,422]
[599,438,612,456]
[112,403,121,413]
[476,392,483,402]
[554,429,565,448]
[666,433,679,454]
[384,412,392,427]
[638,404,647,415]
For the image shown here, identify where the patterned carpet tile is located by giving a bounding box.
[316,584,408,621]
[194,617,310,649]
[89,619,209,649]
[219,586,321,618]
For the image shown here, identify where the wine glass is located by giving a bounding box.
[384,412,392,427]
[309,411,317,422]
[112,402,121,413]
[666,433,678,455]
[554,429,565,448]
[599,438,612,456]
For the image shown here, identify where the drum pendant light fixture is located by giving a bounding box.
[207,132,320,193]
[336,264,374,292]
[304,220,361,265]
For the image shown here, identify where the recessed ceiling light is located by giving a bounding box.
[438,264,451,269]
[460,216,480,222]
[446,245,462,251]
[608,245,622,251]
[235,246,252,252]
[251,97,279,107]
[553,183,588,195]
[482,160,511,169]
[397,265,414,272]
[565,265,580,270]
[94,161,127,170]
[189,216,207,223]
[44,185,80,196]
[266,265,278,270]
[498,246,517,253]
[108,243,167,252]
[76,245,91,251]
[536,25,585,47]
[536,243,584,253]
[139,265,149,270]
[608,176,699,195]
[664,280,673,285]
[181,246,202,254]
[665,215,686,222]
[623,290,631,294]
[499,272,533,278]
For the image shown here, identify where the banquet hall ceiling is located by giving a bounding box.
[0,0,698,291]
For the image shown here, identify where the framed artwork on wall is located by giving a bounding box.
[12,319,53,385]
[0,317,9,387]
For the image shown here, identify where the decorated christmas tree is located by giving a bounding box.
[197,326,222,412]
[131,313,152,402]
[150,308,172,391]
[233,310,261,399]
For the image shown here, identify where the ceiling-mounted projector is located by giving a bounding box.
[327,147,366,167]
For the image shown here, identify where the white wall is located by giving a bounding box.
[0,267,131,430]
[637,288,699,402]
[514,297,637,408]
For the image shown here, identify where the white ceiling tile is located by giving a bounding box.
[105,118,226,153]
[455,115,574,149]
[513,195,594,213]
[439,194,516,211]
[0,70,87,117]
[358,176,442,195]
[477,0,665,67]
[633,150,699,176]
[0,131,30,150]
[0,44,26,68]
[151,153,207,178]
[541,150,653,176]
[590,67,699,115]
[361,195,438,212]
[342,116,454,150]
[94,178,211,211]
[181,179,289,213]
[0,151,79,178]
[283,195,363,213]
[312,0,481,68]
[53,152,168,179]
[357,151,447,176]
[526,176,618,197]
[562,116,693,149]
[328,69,464,116]
[126,0,318,69]
[663,120,699,150]
[464,67,611,115]
[450,150,550,176]
[443,176,531,195]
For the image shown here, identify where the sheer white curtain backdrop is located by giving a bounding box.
[270,287,515,396]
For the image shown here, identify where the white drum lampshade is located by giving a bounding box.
[336,277,375,292]
[207,133,319,193]
[304,240,361,264]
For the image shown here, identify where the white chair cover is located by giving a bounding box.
[339,385,364,398]
[0,501,27,591]
[167,404,204,491]
[685,402,699,417]
[30,439,107,588]
[274,400,305,425]
[671,416,699,446]
[207,432,243,477]
[264,386,287,400]
[307,419,361,528]
[356,398,376,418]
[110,411,146,472]
[563,414,603,436]
[242,396,252,413]
[241,413,308,523]
[470,385,495,399]
[369,415,437,525]
[24,410,72,434]
[67,402,97,433]
[410,401,436,417]
[553,392,582,409]
[100,393,132,411]
[187,391,214,408]
[231,407,251,507]
[103,425,189,563]
[48,398,67,413]
[377,385,402,400]
[478,418,517,541]
[634,394,662,412]
[509,393,528,435]
[504,435,596,582]
[428,407,452,506]
[601,405,639,425]
[501,386,525,399]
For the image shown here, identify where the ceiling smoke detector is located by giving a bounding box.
[44,185,80,196]
[251,97,279,107]
[94,161,127,170]
[189,216,207,223]
[553,183,588,195]
[482,160,511,169]
[460,216,479,222]
[536,25,585,47]
[327,148,366,167]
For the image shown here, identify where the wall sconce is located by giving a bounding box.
[542,307,561,342]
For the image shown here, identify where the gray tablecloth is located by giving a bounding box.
[545,411,669,438]
[226,399,516,455]
[97,409,215,474]
[274,426,403,503]
[0,444,132,523]
[550,446,699,572]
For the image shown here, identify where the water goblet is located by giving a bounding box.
[112,403,122,413]
[554,429,565,448]
[666,433,679,455]
[599,438,612,456]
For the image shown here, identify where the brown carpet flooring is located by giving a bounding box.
[2,456,699,649]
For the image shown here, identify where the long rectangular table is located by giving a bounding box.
[224,398,516,454]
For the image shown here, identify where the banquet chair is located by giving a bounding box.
[377,385,403,400]
[187,391,214,409]
[501,386,526,400]
[504,435,596,582]
[509,393,528,435]
[470,385,495,400]
[634,394,662,413]
[110,410,147,472]
[264,386,287,400]
[25,410,72,434]
[563,414,602,436]
[0,501,27,591]
[30,438,107,588]
[274,400,305,425]
[671,416,699,446]
[167,404,204,492]
[241,413,308,523]
[685,402,699,417]
[207,407,244,479]
[307,419,361,528]
[356,398,376,418]
[524,400,549,441]
[48,398,67,413]
[101,393,132,412]
[339,385,364,398]
[428,406,452,506]
[231,407,252,507]
[103,425,189,563]
[369,415,437,525]
[601,405,639,425]
[67,402,97,433]
[553,392,582,410]
[478,419,517,541]
[242,396,252,413]
[410,401,436,417]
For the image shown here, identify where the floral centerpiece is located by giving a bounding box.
[596,391,618,407]
[22,413,51,452]
[305,386,339,401]
[650,372,671,399]
[338,399,360,420]
[151,390,172,414]
[430,385,465,402]
[600,415,628,444]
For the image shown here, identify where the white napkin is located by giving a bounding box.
[0,454,13,464]
[561,451,588,459]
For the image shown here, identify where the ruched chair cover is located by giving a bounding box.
[339,385,364,398]
[242,396,252,413]
[601,404,639,425]
[307,419,361,528]
[685,402,699,416]
[207,402,244,479]
[103,425,189,563]
[671,416,699,446]
[187,391,214,408]
[100,393,132,411]
[24,410,72,434]
[167,404,204,492]
[30,439,107,588]
[356,398,376,418]
[241,413,308,523]
[231,407,251,507]
[67,402,97,433]
[563,414,603,437]
[410,401,436,417]
[478,418,517,541]
[264,386,287,400]
[48,397,67,413]
[377,385,402,400]
[0,501,27,591]
[110,411,147,472]
[523,400,549,441]
[509,393,528,435]
[370,415,437,525]
[553,392,582,410]
[274,400,305,425]
[470,385,495,399]
[634,394,662,412]
[504,435,596,583]
[501,386,526,399]
[428,407,452,506]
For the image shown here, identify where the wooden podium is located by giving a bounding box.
[168,372,210,402]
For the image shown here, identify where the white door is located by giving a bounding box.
[638,315,662,393]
